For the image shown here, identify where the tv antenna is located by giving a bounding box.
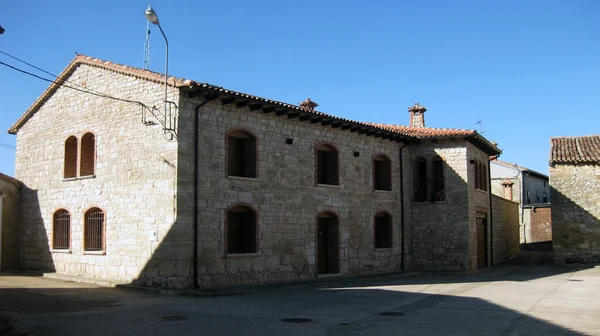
[476,120,484,135]
[143,20,151,69]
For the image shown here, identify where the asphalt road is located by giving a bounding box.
[1,258,599,335]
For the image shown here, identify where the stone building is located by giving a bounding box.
[490,159,551,248]
[550,135,600,264]
[0,172,21,271]
[7,55,519,288]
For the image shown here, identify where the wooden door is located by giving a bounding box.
[317,214,339,274]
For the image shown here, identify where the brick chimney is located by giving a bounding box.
[501,180,514,201]
[408,102,426,128]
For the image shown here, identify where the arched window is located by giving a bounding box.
[80,132,96,177]
[414,157,427,202]
[227,205,257,254]
[64,136,78,178]
[53,209,71,250]
[316,144,339,185]
[227,130,257,178]
[431,156,445,201]
[374,212,392,249]
[373,155,392,191]
[84,207,105,252]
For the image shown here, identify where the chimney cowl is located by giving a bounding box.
[408,102,426,128]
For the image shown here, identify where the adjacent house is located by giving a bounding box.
[490,159,551,248]
[0,172,21,270]
[550,135,600,264]
[7,55,519,288]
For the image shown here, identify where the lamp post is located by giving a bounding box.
[145,4,170,133]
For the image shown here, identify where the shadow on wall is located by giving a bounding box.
[19,186,55,273]
[0,267,592,335]
[552,186,600,264]
[407,155,472,272]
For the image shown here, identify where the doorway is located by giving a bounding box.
[476,213,488,269]
[317,212,339,274]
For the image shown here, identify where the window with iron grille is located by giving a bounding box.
[414,157,427,202]
[80,133,96,177]
[373,155,392,191]
[431,156,445,201]
[374,212,392,249]
[84,208,104,252]
[227,206,257,254]
[227,130,257,178]
[64,136,78,179]
[316,144,339,185]
[52,209,71,250]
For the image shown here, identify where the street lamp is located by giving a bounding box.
[145,4,170,134]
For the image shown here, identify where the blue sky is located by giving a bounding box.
[1,0,598,176]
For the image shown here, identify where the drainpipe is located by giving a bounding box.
[398,142,409,271]
[488,154,500,266]
[193,94,215,289]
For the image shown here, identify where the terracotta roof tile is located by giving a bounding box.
[367,123,475,138]
[551,135,600,164]
[7,55,501,155]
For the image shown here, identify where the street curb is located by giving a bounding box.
[117,271,421,297]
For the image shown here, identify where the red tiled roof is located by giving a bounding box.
[551,135,600,164]
[7,55,501,155]
[368,123,475,138]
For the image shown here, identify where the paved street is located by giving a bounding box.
[1,259,599,335]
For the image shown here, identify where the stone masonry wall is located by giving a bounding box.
[15,64,180,285]
[406,140,470,271]
[467,143,492,270]
[0,174,21,270]
[551,163,600,264]
[491,195,519,264]
[175,97,404,288]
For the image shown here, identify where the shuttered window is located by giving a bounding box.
[80,133,96,176]
[64,136,78,179]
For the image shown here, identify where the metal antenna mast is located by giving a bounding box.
[143,20,151,69]
[476,120,484,135]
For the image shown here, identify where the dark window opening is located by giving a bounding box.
[84,208,104,251]
[374,212,392,249]
[227,206,257,254]
[543,193,547,203]
[64,136,78,179]
[316,144,339,185]
[228,130,257,178]
[80,133,96,176]
[414,157,427,202]
[373,155,392,191]
[474,160,487,191]
[53,209,70,250]
[432,157,445,201]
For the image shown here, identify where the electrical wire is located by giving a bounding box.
[0,60,146,106]
[0,143,16,150]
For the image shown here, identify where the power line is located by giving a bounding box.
[0,60,146,107]
[0,143,16,150]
